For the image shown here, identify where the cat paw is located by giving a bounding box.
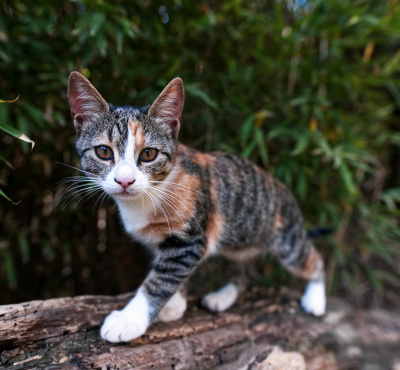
[201,283,239,313]
[158,290,187,322]
[301,280,326,317]
[100,310,148,343]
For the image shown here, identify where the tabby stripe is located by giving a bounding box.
[164,257,192,269]
[181,249,202,260]
[162,255,193,269]
[107,125,113,142]
[163,249,201,264]
[154,265,182,275]
[295,241,310,266]
[159,275,183,285]
[159,236,204,250]
[115,121,123,136]
[146,285,170,300]
[81,147,92,156]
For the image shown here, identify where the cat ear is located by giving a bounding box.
[68,71,109,128]
[148,78,184,139]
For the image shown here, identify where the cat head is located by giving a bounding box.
[67,71,184,203]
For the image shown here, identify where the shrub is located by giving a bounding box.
[1,0,399,306]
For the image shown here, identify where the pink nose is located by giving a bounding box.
[114,177,135,190]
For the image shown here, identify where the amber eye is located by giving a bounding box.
[95,145,114,160]
[139,148,158,162]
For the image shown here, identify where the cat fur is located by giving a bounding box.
[67,71,326,343]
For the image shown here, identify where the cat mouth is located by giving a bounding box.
[113,190,140,199]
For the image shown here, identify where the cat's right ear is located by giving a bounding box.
[68,71,109,129]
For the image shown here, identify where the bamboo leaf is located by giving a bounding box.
[291,133,310,156]
[0,96,19,103]
[339,162,357,195]
[0,188,12,202]
[0,120,35,150]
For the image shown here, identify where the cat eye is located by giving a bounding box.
[139,148,158,162]
[95,145,114,160]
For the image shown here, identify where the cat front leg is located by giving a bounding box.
[100,235,205,343]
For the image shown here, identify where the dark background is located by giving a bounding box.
[1,0,400,308]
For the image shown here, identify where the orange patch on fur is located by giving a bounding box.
[221,246,262,263]
[129,118,146,147]
[181,145,216,167]
[139,164,200,241]
[299,249,323,280]
[205,210,224,256]
[274,214,283,230]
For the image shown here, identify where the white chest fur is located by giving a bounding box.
[116,198,159,246]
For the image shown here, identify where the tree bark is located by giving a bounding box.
[1,287,400,369]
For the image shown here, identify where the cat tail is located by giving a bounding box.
[307,227,334,239]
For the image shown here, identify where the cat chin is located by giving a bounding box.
[111,191,141,202]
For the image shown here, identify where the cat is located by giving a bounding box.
[67,71,326,343]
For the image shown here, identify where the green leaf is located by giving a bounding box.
[18,234,30,263]
[242,140,256,158]
[0,188,12,202]
[291,133,310,156]
[255,128,268,166]
[241,115,255,145]
[185,84,218,109]
[3,249,17,288]
[339,162,357,195]
[0,120,35,150]
[0,96,19,103]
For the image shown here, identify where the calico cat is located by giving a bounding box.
[67,71,326,343]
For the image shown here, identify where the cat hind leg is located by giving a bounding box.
[201,265,247,313]
[157,287,187,322]
[280,241,326,316]
[201,282,240,312]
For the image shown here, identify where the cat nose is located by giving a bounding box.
[114,177,135,190]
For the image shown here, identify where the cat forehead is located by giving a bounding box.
[100,106,170,147]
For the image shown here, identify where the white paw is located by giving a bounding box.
[100,309,147,343]
[101,288,150,343]
[158,290,187,323]
[202,283,239,313]
[301,280,326,317]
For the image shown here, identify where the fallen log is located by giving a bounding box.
[1,287,400,369]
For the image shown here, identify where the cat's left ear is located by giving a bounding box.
[148,78,184,139]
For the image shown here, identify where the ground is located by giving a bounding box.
[1,287,400,369]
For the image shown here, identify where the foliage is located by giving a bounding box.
[0,0,400,306]
[0,96,34,201]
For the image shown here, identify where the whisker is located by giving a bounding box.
[56,162,98,177]
[148,187,186,223]
[148,187,187,235]
[60,185,103,209]
[149,180,211,199]
[144,190,172,235]
[56,183,103,207]
[148,190,173,232]
[74,188,105,208]
[149,185,203,231]
[97,191,110,210]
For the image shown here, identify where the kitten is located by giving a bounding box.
[67,71,326,343]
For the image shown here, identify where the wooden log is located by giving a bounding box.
[1,287,400,369]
